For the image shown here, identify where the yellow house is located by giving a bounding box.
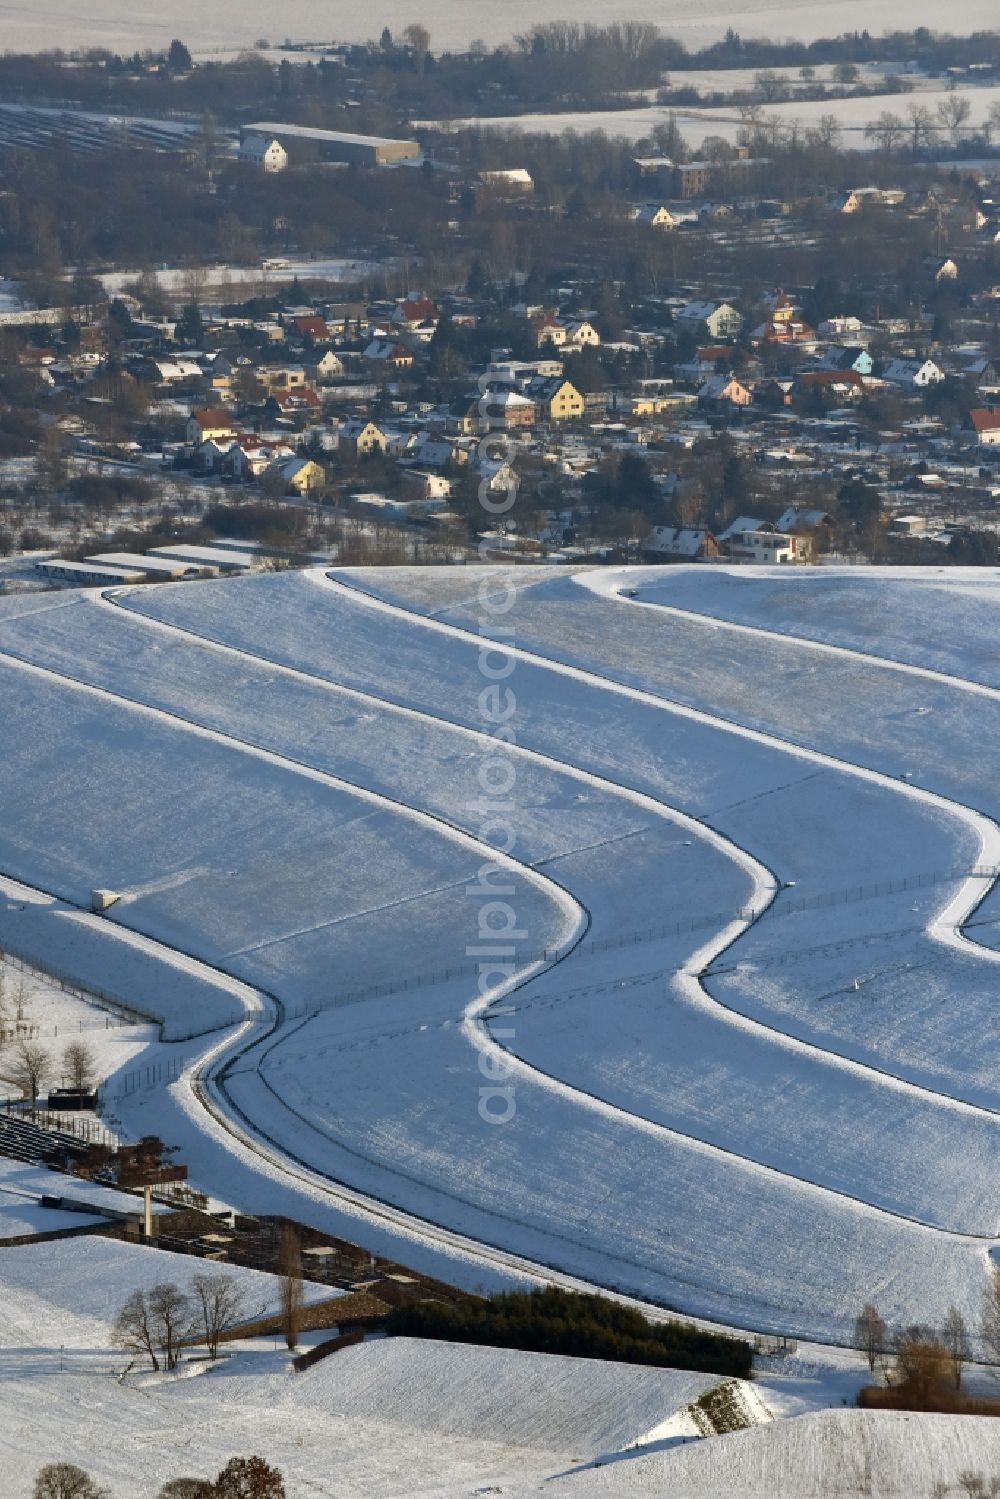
[339,419,388,458]
[263,456,327,494]
[530,377,586,423]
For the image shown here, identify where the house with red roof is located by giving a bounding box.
[969,408,1000,445]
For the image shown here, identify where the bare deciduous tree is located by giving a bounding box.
[905,102,938,154]
[62,1040,96,1093]
[402,22,431,75]
[278,1224,304,1351]
[112,1287,161,1370]
[191,1272,248,1359]
[112,1282,193,1371]
[4,1038,52,1107]
[148,1281,194,1370]
[937,94,972,146]
[854,1303,888,1375]
[865,112,905,154]
[32,1462,108,1499]
[981,1264,1000,1366]
[942,1305,972,1389]
[214,1455,286,1498]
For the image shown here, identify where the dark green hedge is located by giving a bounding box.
[386,1286,752,1379]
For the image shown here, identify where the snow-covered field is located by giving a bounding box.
[2,0,999,55]
[99,258,387,298]
[0,1159,152,1240]
[0,566,997,1348]
[445,81,1000,149]
[0,1234,996,1499]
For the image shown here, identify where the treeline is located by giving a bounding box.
[4,22,999,128]
[385,1285,752,1377]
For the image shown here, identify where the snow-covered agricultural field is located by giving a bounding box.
[3,0,1000,56]
[444,80,1000,150]
[0,566,997,1354]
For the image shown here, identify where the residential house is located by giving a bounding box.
[631,204,676,229]
[447,397,488,436]
[265,456,326,495]
[725,527,804,563]
[969,408,1000,445]
[407,431,459,468]
[483,387,536,430]
[264,387,322,420]
[339,418,388,458]
[312,350,345,383]
[528,377,586,423]
[795,369,865,401]
[478,168,534,194]
[258,364,308,391]
[186,407,237,446]
[363,338,415,369]
[290,315,329,343]
[642,526,720,561]
[676,300,743,340]
[239,135,289,172]
[392,295,440,327]
[563,320,600,349]
[534,316,600,351]
[698,374,751,408]
[929,257,959,282]
[229,436,296,479]
[815,346,873,376]
[818,315,866,337]
[883,357,945,388]
[752,295,816,346]
[400,469,453,503]
[147,357,203,385]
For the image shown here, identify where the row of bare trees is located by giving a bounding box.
[113,1229,306,1372]
[0,954,100,1104]
[112,1273,255,1370]
[0,1035,97,1106]
[855,1265,1000,1392]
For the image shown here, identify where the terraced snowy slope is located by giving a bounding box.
[0,570,996,1341]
